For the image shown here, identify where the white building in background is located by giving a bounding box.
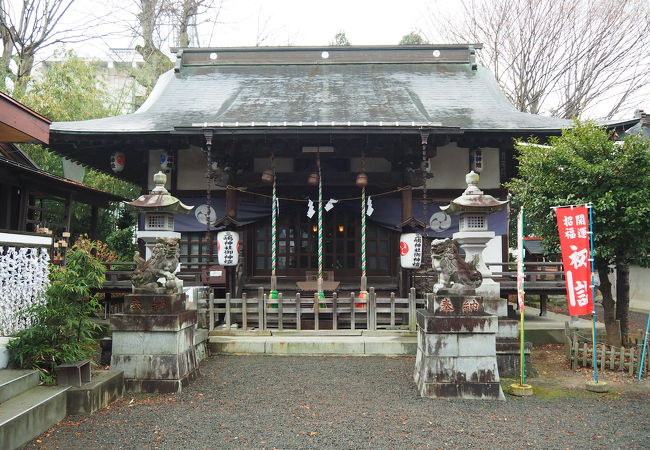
[40,48,148,115]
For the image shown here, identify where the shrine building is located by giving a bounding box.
[48,45,620,295]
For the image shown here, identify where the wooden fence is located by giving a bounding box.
[565,323,649,377]
[202,287,421,332]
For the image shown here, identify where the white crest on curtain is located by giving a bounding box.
[0,247,50,336]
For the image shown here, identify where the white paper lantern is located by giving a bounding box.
[399,233,423,269]
[217,231,240,266]
[110,151,125,173]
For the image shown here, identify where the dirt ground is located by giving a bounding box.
[520,344,650,397]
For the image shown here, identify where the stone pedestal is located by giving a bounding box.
[110,293,198,393]
[414,291,505,400]
[481,292,533,377]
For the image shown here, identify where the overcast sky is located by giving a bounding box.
[67,0,437,58]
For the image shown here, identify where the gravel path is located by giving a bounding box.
[27,356,649,449]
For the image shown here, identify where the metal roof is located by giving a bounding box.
[51,45,573,135]
[0,153,125,205]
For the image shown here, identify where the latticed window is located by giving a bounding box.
[179,232,214,269]
[464,215,486,230]
[146,214,173,230]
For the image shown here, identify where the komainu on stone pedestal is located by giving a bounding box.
[132,238,183,294]
[415,238,504,400]
[430,238,482,293]
[111,238,198,394]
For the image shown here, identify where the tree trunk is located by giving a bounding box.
[597,261,621,346]
[615,263,630,344]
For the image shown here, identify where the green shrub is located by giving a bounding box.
[8,246,106,383]
[106,227,137,261]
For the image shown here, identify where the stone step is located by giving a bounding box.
[0,370,40,404]
[208,334,417,356]
[0,385,69,450]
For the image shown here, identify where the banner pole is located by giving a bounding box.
[519,208,526,386]
[520,305,525,385]
[511,207,532,396]
[588,203,598,384]
[639,313,650,381]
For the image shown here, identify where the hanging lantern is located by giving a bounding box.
[400,233,423,269]
[355,172,368,188]
[217,231,240,266]
[307,172,319,185]
[110,151,125,173]
[261,168,275,183]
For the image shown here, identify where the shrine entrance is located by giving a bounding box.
[249,209,395,284]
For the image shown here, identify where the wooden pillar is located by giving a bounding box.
[170,149,178,192]
[89,205,99,239]
[400,186,413,297]
[63,195,73,233]
[0,184,8,229]
[17,185,30,231]
[401,185,413,223]
[226,187,237,219]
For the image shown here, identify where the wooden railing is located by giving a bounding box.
[202,287,421,332]
[565,323,649,377]
[490,261,566,295]
[102,262,135,291]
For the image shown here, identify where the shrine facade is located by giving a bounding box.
[49,44,612,295]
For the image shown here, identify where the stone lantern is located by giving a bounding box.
[113,171,198,394]
[440,171,508,300]
[127,171,193,260]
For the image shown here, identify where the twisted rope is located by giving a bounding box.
[317,160,323,297]
[271,176,277,279]
[361,185,367,282]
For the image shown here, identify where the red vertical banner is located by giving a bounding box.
[555,206,593,316]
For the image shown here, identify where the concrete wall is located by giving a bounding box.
[426,143,500,190]
[148,147,227,191]
[609,265,650,314]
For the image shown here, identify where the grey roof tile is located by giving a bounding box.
[51,47,572,134]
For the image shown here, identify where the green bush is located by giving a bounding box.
[8,247,106,383]
[106,227,137,261]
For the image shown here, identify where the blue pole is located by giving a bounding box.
[588,203,598,384]
[639,313,650,381]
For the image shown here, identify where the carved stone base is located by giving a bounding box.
[110,294,198,394]
[414,293,505,401]
[124,293,186,314]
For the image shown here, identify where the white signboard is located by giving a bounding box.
[399,233,423,269]
[217,231,239,266]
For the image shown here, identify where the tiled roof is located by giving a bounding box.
[51,45,573,135]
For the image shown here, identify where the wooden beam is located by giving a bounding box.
[0,93,50,144]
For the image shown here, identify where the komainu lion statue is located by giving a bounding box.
[132,238,183,294]
[430,238,482,292]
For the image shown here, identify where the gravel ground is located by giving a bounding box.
[27,356,650,449]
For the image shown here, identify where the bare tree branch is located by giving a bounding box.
[425,0,650,119]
